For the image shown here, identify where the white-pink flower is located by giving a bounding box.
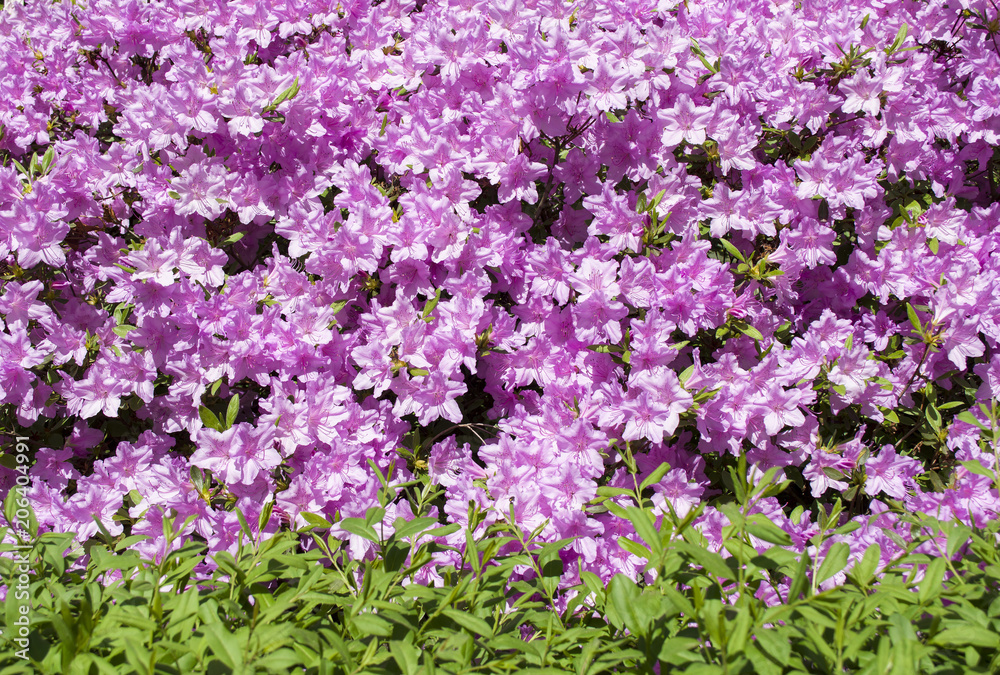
[865,445,920,500]
[658,95,713,147]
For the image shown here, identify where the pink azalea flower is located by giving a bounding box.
[865,445,921,500]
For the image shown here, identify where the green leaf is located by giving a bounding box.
[918,557,946,603]
[746,515,793,546]
[760,479,793,499]
[390,640,421,675]
[112,325,137,338]
[960,460,994,478]
[636,192,648,213]
[271,76,300,106]
[607,574,647,637]
[596,486,634,499]
[887,23,909,54]
[258,501,274,532]
[719,238,746,263]
[235,508,253,540]
[657,636,701,664]
[649,189,666,213]
[822,467,846,481]
[945,523,972,558]
[678,364,695,385]
[365,505,386,527]
[834,521,861,536]
[423,288,442,319]
[640,462,672,492]
[41,146,56,174]
[617,536,653,560]
[392,517,439,541]
[201,623,245,669]
[339,517,380,543]
[925,404,942,432]
[351,614,393,637]
[785,550,811,601]
[726,466,747,506]
[199,406,223,432]
[580,571,606,604]
[753,629,790,666]
[695,52,719,73]
[114,535,151,554]
[2,490,25,541]
[300,512,332,529]
[326,631,357,671]
[676,541,733,579]
[220,232,244,246]
[906,302,922,333]
[872,376,894,390]
[930,626,1000,648]
[956,410,988,429]
[330,298,350,317]
[442,608,494,637]
[816,541,850,584]
[123,640,153,675]
[225,394,239,429]
[738,323,764,341]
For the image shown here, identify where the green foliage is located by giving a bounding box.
[3,501,1000,674]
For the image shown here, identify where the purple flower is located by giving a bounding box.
[412,371,466,425]
[840,71,885,116]
[62,371,127,419]
[865,445,921,501]
[190,423,281,486]
[658,95,712,147]
[171,163,229,219]
[651,468,704,519]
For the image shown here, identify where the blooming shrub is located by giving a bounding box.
[1,0,1000,607]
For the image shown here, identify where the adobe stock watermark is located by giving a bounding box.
[4,435,33,660]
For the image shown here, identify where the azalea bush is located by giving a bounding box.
[1,0,1000,661]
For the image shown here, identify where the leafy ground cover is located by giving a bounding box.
[4,483,1000,673]
[2,0,1000,670]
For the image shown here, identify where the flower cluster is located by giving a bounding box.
[2,0,1000,600]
